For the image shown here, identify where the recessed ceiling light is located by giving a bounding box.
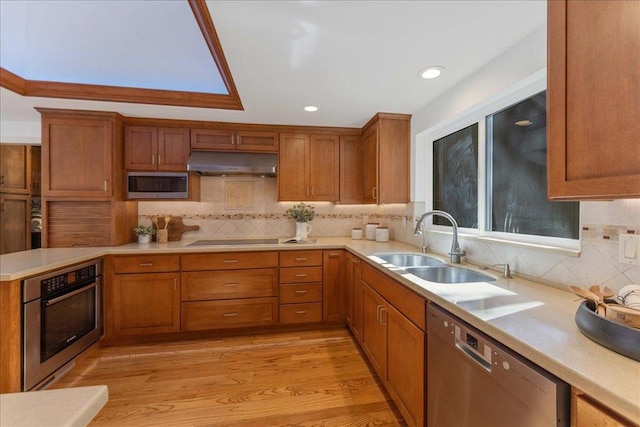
[418,66,445,79]
[304,105,318,112]
[515,120,533,127]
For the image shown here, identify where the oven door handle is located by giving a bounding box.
[43,282,98,306]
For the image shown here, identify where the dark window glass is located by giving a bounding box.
[487,90,579,239]
[433,124,478,228]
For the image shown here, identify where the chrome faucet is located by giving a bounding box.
[414,210,466,263]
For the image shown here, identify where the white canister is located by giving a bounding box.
[375,227,389,242]
[351,228,363,240]
[365,223,379,240]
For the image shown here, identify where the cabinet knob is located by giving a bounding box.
[295,273,308,278]
[139,262,154,266]
[223,283,239,287]
[295,257,308,261]
[372,187,377,200]
[158,155,162,165]
[151,154,155,165]
[223,313,238,317]
[295,290,308,294]
[295,310,307,315]
[223,259,239,264]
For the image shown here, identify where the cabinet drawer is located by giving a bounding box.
[112,255,180,274]
[181,269,277,301]
[181,252,278,271]
[181,297,278,331]
[280,266,322,284]
[361,263,426,330]
[279,250,323,267]
[279,283,322,304]
[279,303,322,324]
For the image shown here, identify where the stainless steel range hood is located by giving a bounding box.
[187,151,277,177]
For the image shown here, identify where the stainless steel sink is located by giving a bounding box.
[374,253,444,267]
[405,266,495,283]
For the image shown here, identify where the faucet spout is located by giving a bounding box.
[414,210,466,263]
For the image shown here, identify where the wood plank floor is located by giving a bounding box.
[52,328,407,426]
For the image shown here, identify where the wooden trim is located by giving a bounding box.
[188,0,243,110]
[362,112,411,131]
[0,2,243,111]
[0,67,26,94]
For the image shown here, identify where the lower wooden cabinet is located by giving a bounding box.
[279,250,324,324]
[323,250,345,322]
[279,302,322,324]
[572,389,639,427]
[345,253,363,342]
[112,272,180,336]
[0,194,30,255]
[182,297,278,331]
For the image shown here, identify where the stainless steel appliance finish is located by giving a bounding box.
[427,304,569,427]
[187,238,279,246]
[187,151,278,176]
[126,172,189,199]
[23,259,103,390]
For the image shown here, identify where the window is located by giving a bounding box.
[424,73,580,250]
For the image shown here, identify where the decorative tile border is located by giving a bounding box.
[141,213,412,221]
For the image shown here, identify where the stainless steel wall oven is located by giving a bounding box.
[23,259,103,390]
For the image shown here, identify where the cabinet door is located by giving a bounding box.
[278,133,308,200]
[387,304,425,427]
[345,255,354,328]
[158,128,190,171]
[124,126,158,170]
[0,194,30,254]
[42,117,114,197]
[323,250,344,322]
[378,117,410,204]
[572,390,637,427]
[362,125,378,204]
[236,131,279,152]
[190,129,235,150]
[548,0,640,199]
[29,146,41,196]
[309,135,339,201]
[339,135,363,204]
[113,272,180,336]
[0,145,30,194]
[361,284,387,379]
[352,257,363,342]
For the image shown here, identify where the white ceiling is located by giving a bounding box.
[0,1,546,129]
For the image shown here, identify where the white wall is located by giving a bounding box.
[0,120,41,144]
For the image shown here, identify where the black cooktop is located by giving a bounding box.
[187,238,279,246]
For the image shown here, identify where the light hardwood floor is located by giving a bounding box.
[52,328,406,426]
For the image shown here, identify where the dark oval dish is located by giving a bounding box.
[575,301,640,362]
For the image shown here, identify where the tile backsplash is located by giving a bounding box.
[139,177,639,293]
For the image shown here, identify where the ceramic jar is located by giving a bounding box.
[365,223,379,240]
[375,227,389,242]
[351,228,363,240]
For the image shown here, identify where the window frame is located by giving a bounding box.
[419,69,581,253]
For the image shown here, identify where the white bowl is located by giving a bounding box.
[618,285,640,309]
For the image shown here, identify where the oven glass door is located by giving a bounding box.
[41,283,98,362]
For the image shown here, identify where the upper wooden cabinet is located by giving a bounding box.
[191,129,278,152]
[548,0,640,199]
[30,146,41,196]
[39,109,125,198]
[0,144,30,195]
[339,135,363,204]
[278,133,340,201]
[124,126,190,172]
[362,113,411,204]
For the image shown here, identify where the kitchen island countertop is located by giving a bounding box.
[1,237,638,423]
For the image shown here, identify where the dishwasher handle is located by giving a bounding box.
[455,339,492,372]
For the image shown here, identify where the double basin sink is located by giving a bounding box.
[373,253,495,284]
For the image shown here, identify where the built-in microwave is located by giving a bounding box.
[126,172,189,199]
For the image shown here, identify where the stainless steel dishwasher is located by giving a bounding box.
[427,304,570,427]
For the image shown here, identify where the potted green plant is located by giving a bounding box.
[134,225,156,244]
[286,203,316,239]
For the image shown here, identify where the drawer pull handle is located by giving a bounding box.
[224,283,239,287]
[295,257,308,261]
[295,274,308,278]
[139,262,153,266]
[223,259,239,263]
[223,313,238,317]
[295,310,307,315]
[295,290,308,294]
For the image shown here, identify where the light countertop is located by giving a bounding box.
[1,238,638,423]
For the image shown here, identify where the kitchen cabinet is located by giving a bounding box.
[547,0,640,199]
[30,145,41,196]
[0,194,30,254]
[38,109,137,248]
[110,255,181,337]
[124,126,190,171]
[362,113,411,204]
[279,250,323,324]
[339,135,363,204]
[323,250,345,322]
[345,253,363,342]
[571,389,639,427]
[360,263,425,427]
[278,133,339,201]
[181,252,279,330]
[191,128,278,152]
[0,144,30,195]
